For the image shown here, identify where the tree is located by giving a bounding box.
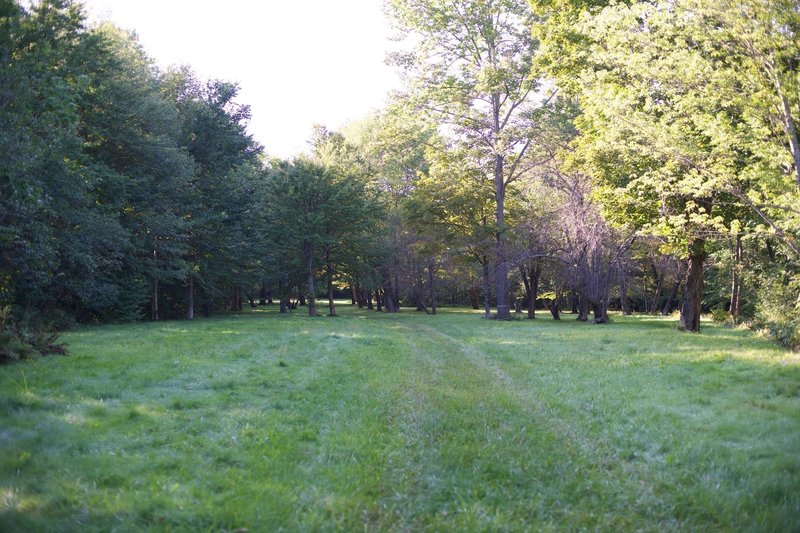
[406,143,498,317]
[162,67,262,319]
[80,23,194,321]
[263,157,375,317]
[341,105,434,312]
[532,0,800,331]
[388,0,554,319]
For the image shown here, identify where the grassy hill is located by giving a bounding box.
[1,306,798,531]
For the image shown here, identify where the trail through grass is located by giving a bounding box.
[1,306,798,531]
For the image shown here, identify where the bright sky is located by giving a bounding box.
[82,0,402,159]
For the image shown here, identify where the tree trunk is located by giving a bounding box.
[680,238,705,332]
[549,294,561,320]
[152,276,159,321]
[469,281,479,310]
[349,284,357,305]
[186,275,194,320]
[428,260,436,315]
[519,265,532,318]
[279,277,288,313]
[303,242,317,317]
[577,292,589,322]
[354,283,364,308]
[326,251,336,317]
[151,250,159,321]
[259,284,267,305]
[662,281,680,316]
[619,270,631,316]
[592,300,608,324]
[383,280,399,312]
[247,288,256,308]
[649,263,664,314]
[393,272,400,309]
[772,66,800,186]
[529,265,541,319]
[492,87,510,320]
[730,234,742,322]
[571,291,579,314]
[366,290,374,310]
[482,258,492,318]
[376,290,383,312]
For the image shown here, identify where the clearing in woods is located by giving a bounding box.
[0,306,798,531]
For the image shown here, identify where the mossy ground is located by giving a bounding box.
[1,305,798,531]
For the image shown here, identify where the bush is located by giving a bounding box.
[0,306,67,364]
[711,307,730,324]
[752,277,800,351]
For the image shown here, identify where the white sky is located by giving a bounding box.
[81,0,402,159]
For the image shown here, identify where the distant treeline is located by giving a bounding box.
[2,0,799,361]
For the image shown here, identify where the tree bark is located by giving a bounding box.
[680,238,705,332]
[186,275,194,320]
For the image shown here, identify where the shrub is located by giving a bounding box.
[0,306,67,364]
[752,277,800,351]
[711,307,730,324]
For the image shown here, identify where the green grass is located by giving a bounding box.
[1,305,798,532]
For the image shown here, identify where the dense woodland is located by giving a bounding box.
[2,0,799,360]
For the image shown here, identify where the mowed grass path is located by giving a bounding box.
[1,306,798,531]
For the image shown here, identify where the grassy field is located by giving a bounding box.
[1,305,798,532]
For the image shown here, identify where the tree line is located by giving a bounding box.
[2,0,799,361]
